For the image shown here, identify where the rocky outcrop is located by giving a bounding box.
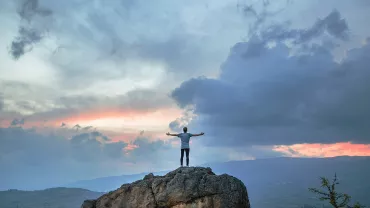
[81,167,250,208]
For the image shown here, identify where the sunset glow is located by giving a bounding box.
[1,107,182,130]
[53,107,182,129]
[273,142,370,157]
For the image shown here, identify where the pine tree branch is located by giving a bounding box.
[308,188,330,197]
[308,174,365,208]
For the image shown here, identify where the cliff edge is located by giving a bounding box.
[81,167,250,208]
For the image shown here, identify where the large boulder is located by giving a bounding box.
[81,167,250,208]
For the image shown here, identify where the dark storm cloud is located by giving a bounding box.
[302,9,349,41]
[236,4,350,62]
[171,10,370,146]
[9,0,52,59]
[241,9,349,59]
[260,10,349,44]
[17,0,52,22]
[241,0,291,36]
[242,1,279,32]
[10,27,44,60]
[240,0,349,47]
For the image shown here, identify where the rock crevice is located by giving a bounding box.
[149,182,158,207]
[81,167,250,208]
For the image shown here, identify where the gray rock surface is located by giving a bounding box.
[81,167,250,208]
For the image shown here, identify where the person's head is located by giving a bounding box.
[183,127,188,133]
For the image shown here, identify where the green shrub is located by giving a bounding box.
[309,173,365,208]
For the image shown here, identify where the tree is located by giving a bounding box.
[309,173,365,208]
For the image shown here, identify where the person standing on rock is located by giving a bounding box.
[166,127,204,167]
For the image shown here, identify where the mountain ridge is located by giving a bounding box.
[66,156,370,191]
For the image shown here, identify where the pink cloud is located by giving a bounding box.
[273,142,370,157]
[124,144,139,151]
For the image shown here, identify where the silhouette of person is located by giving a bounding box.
[166,127,204,167]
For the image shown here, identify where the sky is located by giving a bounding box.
[1,0,370,190]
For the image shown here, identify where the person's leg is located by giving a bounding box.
[185,148,190,166]
[180,149,184,167]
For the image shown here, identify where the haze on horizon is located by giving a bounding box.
[1,0,370,190]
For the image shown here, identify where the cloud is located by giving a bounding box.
[82,125,93,131]
[241,0,287,34]
[5,0,246,92]
[171,10,370,146]
[169,106,196,132]
[0,127,126,163]
[15,100,37,112]
[56,88,172,113]
[0,123,286,190]
[10,118,25,127]
[0,85,174,125]
[40,89,174,123]
[9,27,43,60]
[9,0,52,59]
[0,94,4,111]
[0,126,127,189]
[273,142,370,157]
[169,120,183,132]
[240,8,350,60]
[0,125,199,189]
[238,1,349,58]
[259,9,349,44]
[68,131,125,161]
[129,137,173,162]
[17,0,52,22]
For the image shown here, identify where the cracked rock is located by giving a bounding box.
[81,167,250,208]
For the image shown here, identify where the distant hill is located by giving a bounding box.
[0,187,104,208]
[68,156,370,208]
[65,171,168,192]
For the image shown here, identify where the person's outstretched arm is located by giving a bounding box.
[191,132,204,137]
[166,132,179,136]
